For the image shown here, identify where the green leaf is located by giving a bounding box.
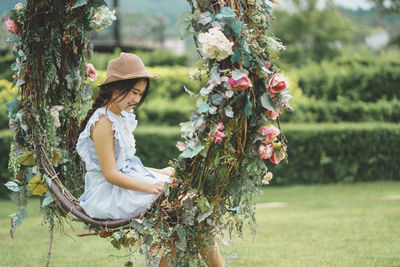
[244,96,253,118]
[176,11,194,38]
[211,94,223,105]
[231,48,241,65]
[231,20,243,36]
[18,151,35,166]
[216,7,236,19]
[72,0,87,9]
[224,105,234,118]
[5,181,20,192]
[6,100,20,119]
[197,100,210,114]
[260,92,276,111]
[9,208,28,234]
[180,145,204,158]
[42,191,54,207]
[197,197,212,213]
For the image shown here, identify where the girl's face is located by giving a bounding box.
[110,78,147,113]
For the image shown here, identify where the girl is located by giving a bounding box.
[77,52,224,266]
[76,52,173,220]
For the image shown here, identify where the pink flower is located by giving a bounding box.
[258,144,273,159]
[228,74,253,91]
[168,178,176,184]
[5,18,18,34]
[50,105,64,128]
[266,107,280,120]
[259,124,280,144]
[85,63,97,82]
[268,73,289,97]
[265,61,272,69]
[216,122,224,131]
[212,130,225,143]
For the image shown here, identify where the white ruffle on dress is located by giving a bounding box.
[76,107,169,219]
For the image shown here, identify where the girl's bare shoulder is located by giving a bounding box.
[90,115,114,140]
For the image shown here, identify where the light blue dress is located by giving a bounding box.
[76,107,169,219]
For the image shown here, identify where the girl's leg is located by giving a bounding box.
[159,239,224,267]
[200,241,225,267]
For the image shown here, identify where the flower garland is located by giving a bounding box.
[4,0,293,266]
[4,1,115,237]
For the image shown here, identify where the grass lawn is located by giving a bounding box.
[1,181,399,266]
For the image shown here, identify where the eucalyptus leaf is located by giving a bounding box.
[216,7,236,19]
[209,106,217,115]
[176,11,194,37]
[197,100,210,114]
[180,145,205,158]
[72,0,87,9]
[224,105,234,118]
[211,94,223,105]
[42,191,54,207]
[244,96,253,118]
[260,92,276,111]
[232,68,248,80]
[231,48,241,65]
[210,64,221,84]
[5,181,20,192]
[199,11,213,25]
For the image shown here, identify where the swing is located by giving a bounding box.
[6,0,293,264]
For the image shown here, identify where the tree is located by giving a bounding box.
[271,0,353,65]
[370,0,400,14]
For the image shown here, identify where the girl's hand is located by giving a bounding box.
[160,167,175,176]
[148,181,165,195]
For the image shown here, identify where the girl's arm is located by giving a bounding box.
[146,167,175,176]
[91,116,163,194]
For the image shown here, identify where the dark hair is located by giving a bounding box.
[78,78,150,135]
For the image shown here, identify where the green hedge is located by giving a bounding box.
[294,57,400,102]
[136,123,400,185]
[2,123,399,197]
[281,98,400,123]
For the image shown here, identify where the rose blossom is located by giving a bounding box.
[212,130,225,143]
[228,74,253,91]
[216,122,224,131]
[258,144,273,159]
[267,107,280,120]
[198,27,233,61]
[5,18,18,34]
[259,124,280,144]
[268,73,289,97]
[85,63,97,82]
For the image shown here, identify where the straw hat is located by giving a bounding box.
[99,52,159,86]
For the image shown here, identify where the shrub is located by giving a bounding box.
[2,123,399,197]
[89,48,189,70]
[281,98,400,123]
[135,123,400,185]
[294,57,400,101]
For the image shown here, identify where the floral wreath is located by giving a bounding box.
[4,0,292,265]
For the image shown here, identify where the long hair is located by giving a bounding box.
[78,78,150,135]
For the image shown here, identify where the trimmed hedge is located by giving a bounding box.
[136,123,400,185]
[281,98,400,123]
[1,123,399,197]
[294,57,400,102]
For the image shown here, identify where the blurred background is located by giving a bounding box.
[0,0,399,266]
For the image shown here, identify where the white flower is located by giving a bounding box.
[50,105,64,128]
[15,3,23,10]
[198,27,234,61]
[90,6,116,32]
[262,172,273,185]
